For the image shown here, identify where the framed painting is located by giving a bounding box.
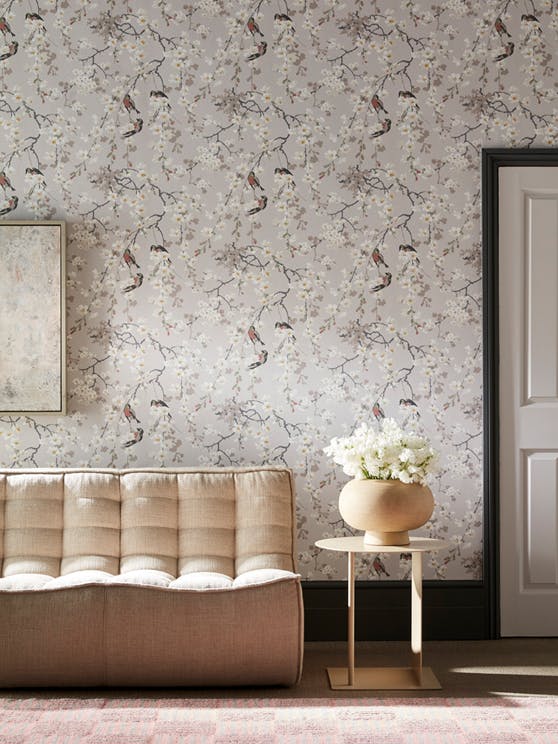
[0,221,66,414]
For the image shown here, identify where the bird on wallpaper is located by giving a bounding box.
[0,172,15,191]
[25,13,46,32]
[371,271,392,292]
[151,399,169,408]
[370,94,388,115]
[150,90,171,110]
[25,167,46,189]
[521,13,541,26]
[399,243,418,255]
[371,247,388,268]
[122,93,139,114]
[122,118,143,138]
[370,118,391,138]
[248,325,265,346]
[246,41,267,61]
[274,13,295,33]
[247,171,264,191]
[123,248,140,269]
[123,272,143,292]
[150,244,171,263]
[0,39,17,60]
[246,195,267,215]
[274,167,293,178]
[400,398,418,409]
[400,398,420,416]
[123,403,140,423]
[246,16,264,36]
[398,90,419,107]
[150,90,169,101]
[123,427,143,447]
[372,402,385,421]
[248,349,268,370]
[372,556,389,577]
[0,17,15,36]
[275,321,296,341]
[400,552,412,561]
[494,41,514,62]
[494,16,512,38]
[0,195,17,215]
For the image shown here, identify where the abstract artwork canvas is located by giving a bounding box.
[0,221,65,414]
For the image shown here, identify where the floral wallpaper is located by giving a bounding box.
[1,0,556,581]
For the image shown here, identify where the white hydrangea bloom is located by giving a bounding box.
[323,418,438,485]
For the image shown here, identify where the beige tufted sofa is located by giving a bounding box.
[0,467,303,687]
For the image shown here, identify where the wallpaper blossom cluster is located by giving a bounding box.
[1,0,555,580]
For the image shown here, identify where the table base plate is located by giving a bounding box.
[327,666,442,690]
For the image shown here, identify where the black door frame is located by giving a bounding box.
[482,147,558,638]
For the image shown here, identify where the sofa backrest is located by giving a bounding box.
[0,468,296,579]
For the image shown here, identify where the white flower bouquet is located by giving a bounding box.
[324,418,438,485]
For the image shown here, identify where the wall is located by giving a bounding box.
[1,0,555,580]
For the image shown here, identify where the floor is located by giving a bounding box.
[176,640,558,699]
[0,642,557,743]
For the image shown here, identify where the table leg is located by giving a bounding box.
[347,551,355,687]
[411,551,423,685]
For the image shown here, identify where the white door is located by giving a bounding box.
[499,166,558,636]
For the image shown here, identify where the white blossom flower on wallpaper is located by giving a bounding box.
[1,0,555,581]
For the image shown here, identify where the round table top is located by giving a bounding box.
[315,536,448,554]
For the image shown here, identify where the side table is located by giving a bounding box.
[315,536,448,690]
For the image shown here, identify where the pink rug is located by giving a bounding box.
[1,695,557,743]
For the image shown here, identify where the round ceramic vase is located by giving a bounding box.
[338,478,434,546]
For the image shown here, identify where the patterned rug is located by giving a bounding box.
[1,694,558,744]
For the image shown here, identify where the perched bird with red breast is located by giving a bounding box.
[123,272,143,292]
[246,41,267,61]
[123,403,140,423]
[372,247,388,267]
[494,16,512,37]
[122,118,143,138]
[246,16,264,37]
[494,41,514,61]
[370,94,388,114]
[0,40,17,59]
[248,349,268,369]
[373,556,389,577]
[247,171,264,190]
[371,272,392,292]
[371,118,391,138]
[0,195,17,215]
[123,248,139,269]
[0,17,15,36]
[248,325,265,346]
[123,427,143,447]
[247,195,267,215]
[372,402,385,421]
[0,172,15,192]
[123,93,139,114]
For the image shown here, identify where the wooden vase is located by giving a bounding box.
[338,479,434,546]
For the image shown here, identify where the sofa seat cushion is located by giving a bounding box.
[0,568,300,592]
[0,573,54,591]
[170,572,233,590]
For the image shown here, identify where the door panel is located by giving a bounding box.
[499,167,558,636]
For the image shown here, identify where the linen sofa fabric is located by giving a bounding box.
[0,467,302,687]
[120,472,178,575]
[2,474,63,577]
[178,472,236,576]
[235,470,295,574]
[62,472,120,575]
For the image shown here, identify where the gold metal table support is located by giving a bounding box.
[315,536,448,691]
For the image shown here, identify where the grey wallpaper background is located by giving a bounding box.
[0,0,555,580]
